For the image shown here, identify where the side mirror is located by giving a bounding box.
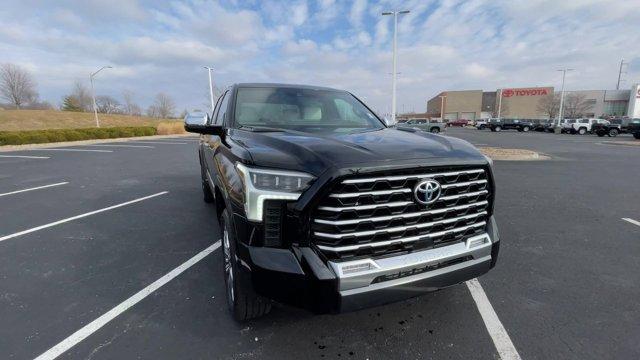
[184,112,224,136]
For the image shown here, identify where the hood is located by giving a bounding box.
[230,127,487,176]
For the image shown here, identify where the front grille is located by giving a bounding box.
[311,166,491,261]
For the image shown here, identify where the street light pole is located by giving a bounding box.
[557,68,574,127]
[204,66,215,115]
[439,95,446,121]
[382,9,410,124]
[90,66,112,128]
[497,89,503,120]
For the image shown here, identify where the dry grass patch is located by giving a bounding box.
[0,109,174,131]
[156,121,186,135]
[479,147,548,161]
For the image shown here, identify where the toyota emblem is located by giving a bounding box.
[413,179,442,205]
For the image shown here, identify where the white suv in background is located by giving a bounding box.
[561,119,576,133]
[571,118,609,135]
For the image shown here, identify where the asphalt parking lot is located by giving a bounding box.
[1,129,639,360]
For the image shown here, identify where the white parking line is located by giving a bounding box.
[0,191,168,243]
[0,154,50,159]
[0,182,68,198]
[34,241,221,360]
[125,141,189,145]
[467,279,522,360]
[622,218,640,227]
[28,148,113,153]
[84,144,155,148]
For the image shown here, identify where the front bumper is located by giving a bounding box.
[237,214,500,313]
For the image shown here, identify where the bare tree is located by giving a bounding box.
[537,93,561,119]
[72,80,92,111]
[153,92,176,118]
[0,63,38,109]
[492,100,509,118]
[563,93,593,118]
[122,90,141,116]
[96,95,121,114]
[146,105,158,118]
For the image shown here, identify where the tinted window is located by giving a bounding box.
[234,87,384,133]
[215,91,229,125]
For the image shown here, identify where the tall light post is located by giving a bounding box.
[204,66,215,115]
[382,9,410,124]
[439,94,446,121]
[90,66,112,128]
[557,68,574,128]
[497,89,503,120]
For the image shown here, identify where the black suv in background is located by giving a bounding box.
[628,119,640,139]
[489,119,533,132]
[185,83,500,321]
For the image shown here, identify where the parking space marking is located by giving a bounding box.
[27,148,113,153]
[467,279,522,360]
[622,218,640,228]
[0,154,50,159]
[34,241,221,360]
[0,191,168,243]
[125,141,189,145]
[84,144,155,148]
[0,182,68,197]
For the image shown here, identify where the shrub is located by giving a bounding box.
[0,126,158,145]
[156,121,186,135]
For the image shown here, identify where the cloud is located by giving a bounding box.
[0,0,638,114]
[349,0,367,28]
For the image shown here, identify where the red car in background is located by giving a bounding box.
[447,119,469,127]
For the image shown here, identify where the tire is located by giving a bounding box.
[494,126,502,132]
[578,128,586,135]
[634,133,640,140]
[200,162,214,203]
[523,126,530,132]
[221,209,271,321]
[608,128,619,137]
[596,132,605,137]
[430,127,440,133]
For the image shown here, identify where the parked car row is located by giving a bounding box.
[476,116,640,139]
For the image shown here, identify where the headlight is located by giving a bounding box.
[235,163,315,222]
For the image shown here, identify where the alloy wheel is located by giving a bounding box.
[223,228,234,304]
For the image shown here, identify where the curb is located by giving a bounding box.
[478,147,549,161]
[0,133,198,152]
[600,141,640,147]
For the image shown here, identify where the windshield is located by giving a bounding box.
[234,87,384,133]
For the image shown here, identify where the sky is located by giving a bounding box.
[1,0,639,115]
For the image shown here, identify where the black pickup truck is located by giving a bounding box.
[489,119,533,132]
[628,119,640,139]
[592,122,621,137]
[184,83,500,321]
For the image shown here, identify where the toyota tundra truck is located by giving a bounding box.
[185,83,500,321]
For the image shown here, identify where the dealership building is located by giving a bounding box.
[425,84,640,120]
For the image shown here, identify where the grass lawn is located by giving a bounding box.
[0,109,177,131]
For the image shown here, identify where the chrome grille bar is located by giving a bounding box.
[314,211,487,239]
[342,169,484,184]
[439,190,488,201]
[314,200,488,226]
[317,201,413,212]
[329,188,411,198]
[316,222,487,252]
[441,179,487,189]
